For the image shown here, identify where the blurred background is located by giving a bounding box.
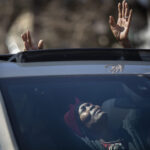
[0,0,150,54]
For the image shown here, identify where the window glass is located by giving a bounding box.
[1,75,150,150]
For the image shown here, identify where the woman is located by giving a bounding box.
[64,98,148,150]
[21,0,133,50]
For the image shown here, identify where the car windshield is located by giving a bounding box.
[0,75,150,150]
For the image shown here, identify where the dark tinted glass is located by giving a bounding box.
[0,75,150,150]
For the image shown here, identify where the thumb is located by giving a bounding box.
[109,16,116,28]
[38,40,44,49]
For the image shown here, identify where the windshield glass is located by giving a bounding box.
[0,75,150,150]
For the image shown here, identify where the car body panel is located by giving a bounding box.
[0,61,150,78]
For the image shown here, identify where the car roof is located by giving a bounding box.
[0,48,150,78]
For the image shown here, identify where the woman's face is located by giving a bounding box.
[78,102,107,130]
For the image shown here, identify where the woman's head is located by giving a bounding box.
[78,102,108,132]
[64,98,108,137]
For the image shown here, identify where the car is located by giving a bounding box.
[0,48,150,150]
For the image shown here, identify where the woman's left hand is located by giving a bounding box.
[21,30,44,51]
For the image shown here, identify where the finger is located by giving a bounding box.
[127,9,133,27]
[24,32,28,41]
[21,33,27,42]
[21,34,26,51]
[38,40,44,49]
[24,41,30,51]
[27,30,33,48]
[122,0,125,18]
[109,16,116,28]
[118,2,122,18]
[125,2,129,20]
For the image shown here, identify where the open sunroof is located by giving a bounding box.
[0,48,150,62]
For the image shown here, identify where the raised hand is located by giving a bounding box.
[21,30,44,51]
[109,0,132,44]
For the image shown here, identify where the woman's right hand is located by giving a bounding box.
[21,30,44,51]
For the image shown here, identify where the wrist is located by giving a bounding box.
[119,38,131,48]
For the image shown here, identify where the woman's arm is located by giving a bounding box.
[109,0,133,48]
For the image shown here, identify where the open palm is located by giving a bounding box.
[109,0,132,41]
